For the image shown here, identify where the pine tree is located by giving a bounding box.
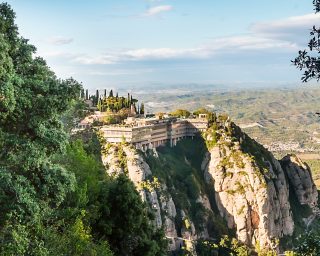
[85,89,89,100]
[109,89,113,98]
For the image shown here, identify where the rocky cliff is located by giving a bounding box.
[99,115,319,254]
[281,154,318,210]
[202,126,294,249]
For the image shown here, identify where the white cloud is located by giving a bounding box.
[51,13,313,67]
[205,36,297,51]
[37,50,80,59]
[144,5,172,16]
[73,54,119,65]
[72,35,297,65]
[251,13,320,44]
[47,36,74,45]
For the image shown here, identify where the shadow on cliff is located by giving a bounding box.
[145,136,234,240]
[197,137,237,239]
[279,158,319,249]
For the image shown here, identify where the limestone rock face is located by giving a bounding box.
[102,144,162,228]
[101,144,178,238]
[101,143,213,254]
[281,154,318,209]
[99,119,319,254]
[123,147,152,186]
[101,146,124,176]
[202,141,294,249]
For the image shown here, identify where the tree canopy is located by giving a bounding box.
[0,3,83,254]
[0,3,166,255]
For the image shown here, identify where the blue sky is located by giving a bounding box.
[5,0,319,89]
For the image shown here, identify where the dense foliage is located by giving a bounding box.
[0,3,81,254]
[0,4,166,255]
[57,138,167,256]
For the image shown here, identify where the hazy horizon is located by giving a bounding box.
[5,0,319,89]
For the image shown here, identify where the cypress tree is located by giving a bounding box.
[95,90,99,105]
[97,98,102,111]
[80,89,85,99]
[140,103,145,115]
[119,98,124,109]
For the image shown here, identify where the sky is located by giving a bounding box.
[4,0,320,89]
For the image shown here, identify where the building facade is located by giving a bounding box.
[100,116,208,151]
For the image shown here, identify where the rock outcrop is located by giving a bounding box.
[281,154,318,210]
[99,115,319,254]
[100,142,213,254]
[101,143,182,250]
[202,141,294,249]
[101,144,162,228]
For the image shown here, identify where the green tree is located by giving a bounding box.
[170,109,191,118]
[94,174,167,256]
[140,103,145,114]
[0,4,167,255]
[97,98,102,111]
[80,89,85,99]
[95,89,99,105]
[293,230,320,256]
[0,3,88,254]
[127,93,130,106]
[292,0,320,82]
[109,89,113,97]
